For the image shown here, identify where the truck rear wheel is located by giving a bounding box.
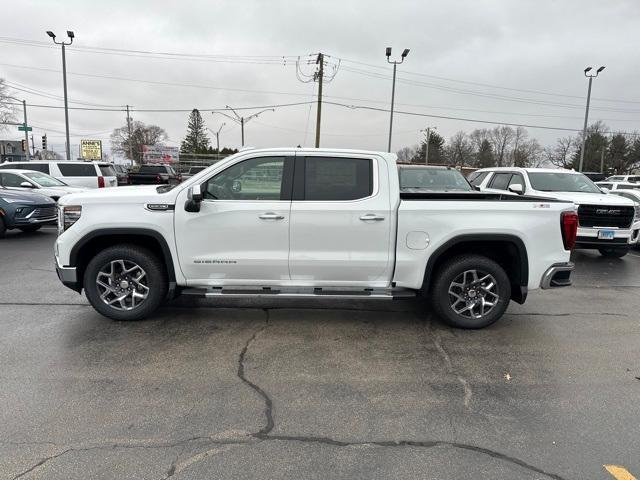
[83,245,167,321]
[431,254,511,329]
[598,247,628,258]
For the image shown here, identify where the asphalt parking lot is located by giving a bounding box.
[1,227,639,480]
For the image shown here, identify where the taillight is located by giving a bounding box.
[561,211,578,250]
[155,174,161,183]
[98,176,105,188]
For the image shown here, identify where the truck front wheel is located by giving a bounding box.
[431,254,511,329]
[83,245,167,321]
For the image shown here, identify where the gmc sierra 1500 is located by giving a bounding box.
[55,148,577,328]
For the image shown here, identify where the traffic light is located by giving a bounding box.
[21,139,26,152]
[42,134,47,150]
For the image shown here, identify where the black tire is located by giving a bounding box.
[0,218,5,238]
[83,244,167,321]
[18,225,42,233]
[430,254,511,329]
[598,247,628,258]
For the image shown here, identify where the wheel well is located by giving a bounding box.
[424,238,528,304]
[72,233,175,289]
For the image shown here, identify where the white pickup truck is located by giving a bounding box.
[55,148,577,329]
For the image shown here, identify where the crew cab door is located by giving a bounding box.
[288,154,393,286]
[174,155,294,285]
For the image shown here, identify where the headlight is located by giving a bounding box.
[634,203,640,222]
[58,205,82,234]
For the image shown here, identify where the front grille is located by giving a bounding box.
[32,206,57,220]
[577,204,634,228]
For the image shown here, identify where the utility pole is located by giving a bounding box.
[386,47,410,153]
[315,53,324,148]
[600,146,606,174]
[420,127,436,164]
[30,134,35,155]
[208,124,225,153]
[295,53,340,147]
[22,100,30,161]
[126,105,133,163]
[579,66,605,172]
[46,30,74,160]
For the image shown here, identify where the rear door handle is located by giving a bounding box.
[259,212,285,220]
[359,213,385,221]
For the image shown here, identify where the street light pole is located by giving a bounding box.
[578,66,605,173]
[207,123,225,152]
[22,100,30,161]
[213,107,274,147]
[46,30,74,160]
[386,47,410,153]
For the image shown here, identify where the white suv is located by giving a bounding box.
[470,167,636,258]
[0,161,117,189]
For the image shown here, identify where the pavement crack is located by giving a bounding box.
[11,448,71,480]
[237,310,274,436]
[427,323,473,411]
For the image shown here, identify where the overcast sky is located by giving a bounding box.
[2,0,640,159]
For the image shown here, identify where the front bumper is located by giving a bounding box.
[13,215,57,226]
[55,258,80,292]
[540,262,575,289]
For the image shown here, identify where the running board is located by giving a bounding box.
[181,286,416,300]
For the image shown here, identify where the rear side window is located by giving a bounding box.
[139,165,167,174]
[99,165,116,176]
[468,171,489,186]
[303,157,372,201]
[1,163,50,174]
[489,173,512,190]
[58,163,97,177]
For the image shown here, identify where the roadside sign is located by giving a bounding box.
[142,145,179,164]
[80,139,102,160]
[17,125,32,131]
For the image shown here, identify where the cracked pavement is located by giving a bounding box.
[1,229,639,479]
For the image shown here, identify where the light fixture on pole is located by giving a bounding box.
[213,106,274,147]
[46,30,74,160]
[386,47,410,153]
[578,65,605,173]
[207,123,226,152]
[420,126,437,164]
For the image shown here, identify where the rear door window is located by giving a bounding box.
[508,173,525,188]
[99,165,116,177]
[301,157,372,201]
[489,173,512,190]
[58,163,97,176]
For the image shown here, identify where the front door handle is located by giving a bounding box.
[359,213,385,221]
[259,212,285,220]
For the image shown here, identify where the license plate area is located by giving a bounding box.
[598,230,615,240]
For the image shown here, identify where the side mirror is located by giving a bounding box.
[508,183,524,195]
[20,181,35,188]
[185,184,203,212]
[231,179,242,193]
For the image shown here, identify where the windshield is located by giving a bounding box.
[23,171,67,187]
[528,172,601,193]
[399,168,472,191]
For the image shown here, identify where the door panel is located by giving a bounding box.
[174,156,293,285]
[289,155,393,286]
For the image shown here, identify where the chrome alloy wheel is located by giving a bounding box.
[96,260,149,311]
[447,269,499,319]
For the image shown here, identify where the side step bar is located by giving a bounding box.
[182,286,416,300]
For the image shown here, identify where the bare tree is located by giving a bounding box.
[546,136,576,168]
[489,126,515,167]
[111,120,168,164]
[447,131,474,166]
[396,145,418,163]
[0,78,18,131]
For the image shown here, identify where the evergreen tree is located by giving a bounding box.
[476,139,495,168]
[181,109,210,154]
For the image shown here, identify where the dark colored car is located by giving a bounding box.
[128,164,182,185]
[113,164,130,185]
[0,187,57,236]
[398,165,474,192]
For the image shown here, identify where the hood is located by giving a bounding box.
[532,190,635,206]
[57,185,176,206]
[0,188,55,205]
[49,186,89,194]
